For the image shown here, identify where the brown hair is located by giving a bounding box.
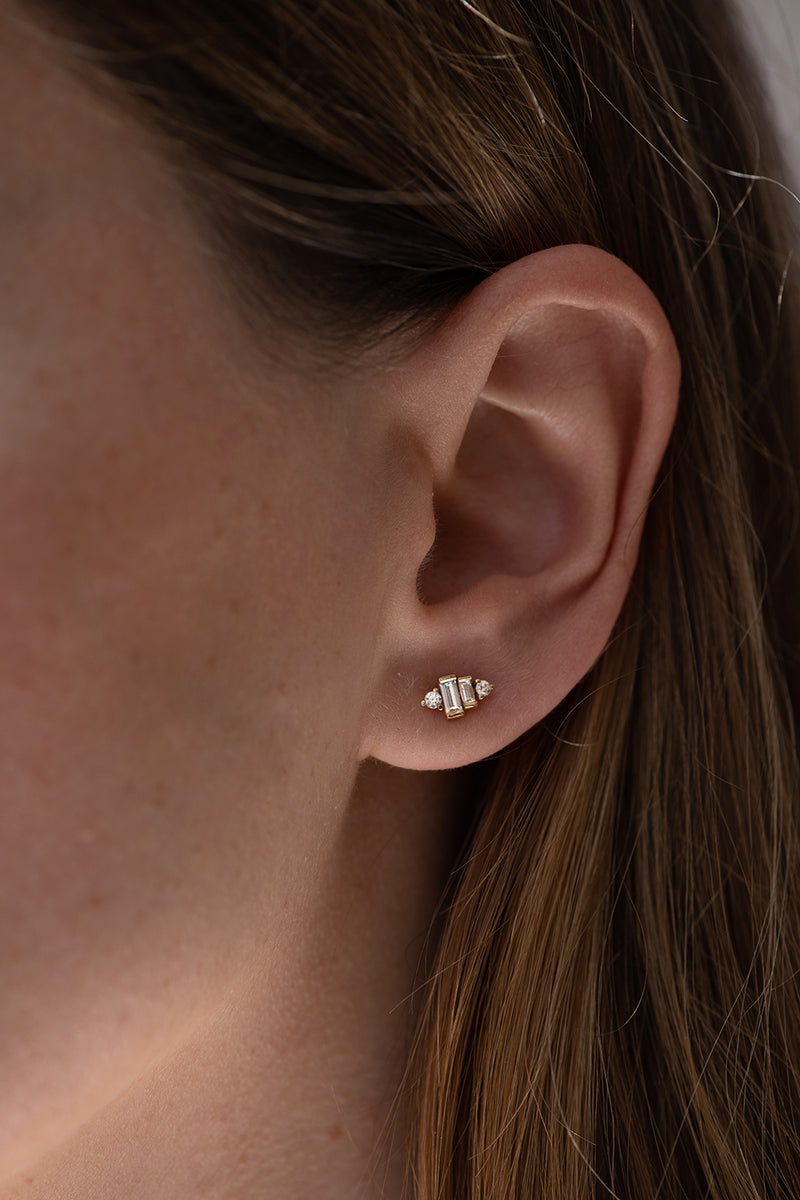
[24,0,800,1194]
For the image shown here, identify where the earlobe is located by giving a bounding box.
[361,246,680,770]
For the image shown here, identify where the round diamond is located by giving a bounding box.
[424,689,443,710]
[475,679,493,699]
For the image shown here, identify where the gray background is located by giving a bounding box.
[737,0,800,186]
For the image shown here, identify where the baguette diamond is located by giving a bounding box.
[421,673,494,716]
[439,675,464,718]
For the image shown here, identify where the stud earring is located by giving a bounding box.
[421,675,494,719]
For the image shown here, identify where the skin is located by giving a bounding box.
[0,6,679,1198]
[0,9,458,1195]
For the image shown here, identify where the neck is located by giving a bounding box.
[4,763,472,1200]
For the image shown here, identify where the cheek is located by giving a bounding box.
[0,40,385,1171]
[0,344,376,1173]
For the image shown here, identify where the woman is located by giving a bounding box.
[1,0,799,1195]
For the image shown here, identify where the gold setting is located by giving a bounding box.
[421,675,494,718]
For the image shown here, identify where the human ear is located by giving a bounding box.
[360,245,680,770]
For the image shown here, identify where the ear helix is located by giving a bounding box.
[421,674,494,719]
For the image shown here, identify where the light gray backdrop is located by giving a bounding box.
[737,0,800,187]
